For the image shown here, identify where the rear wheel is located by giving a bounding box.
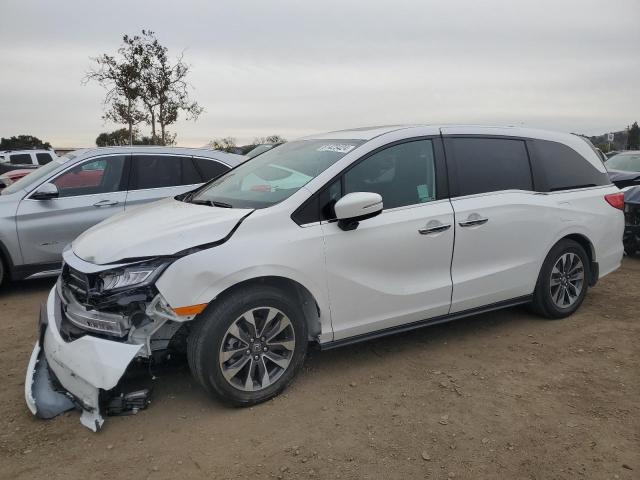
[187,285,308,406]
[530,239,590,319]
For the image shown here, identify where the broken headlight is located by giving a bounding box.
[99,259,171,292]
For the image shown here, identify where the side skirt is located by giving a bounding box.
[320,295,533,350]
[11,262,62,281]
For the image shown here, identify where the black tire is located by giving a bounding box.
[187,284,308,406]
[530,239,591,319]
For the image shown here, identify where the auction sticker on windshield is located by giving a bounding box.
[317,144,356,153]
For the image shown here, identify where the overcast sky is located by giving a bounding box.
[1,0,638,147]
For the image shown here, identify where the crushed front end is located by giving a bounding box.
[25,248,189,431]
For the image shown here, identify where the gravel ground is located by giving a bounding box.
[1,258,638,480]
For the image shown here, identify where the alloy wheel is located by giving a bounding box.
[218,307,296,391]
[549,252,584,308]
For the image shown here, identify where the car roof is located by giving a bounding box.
[1,149,54,154]
[610,150,640,155]
[304,124,589,142]
[304,124,606,172]
[69,146,245,167]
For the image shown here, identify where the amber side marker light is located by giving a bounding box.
[173,303,208,316]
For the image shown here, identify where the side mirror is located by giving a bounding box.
[334,192,383,231]
[31,183,59,200]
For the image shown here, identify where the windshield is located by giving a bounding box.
[1,153,76,195]
[607,152,640,172]
[246,144,275,159]
[190,139,364,208]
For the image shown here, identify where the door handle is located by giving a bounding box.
[419,223,452,235]
[458,217,488,227]
[93,199,119,208]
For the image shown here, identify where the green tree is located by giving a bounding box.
[96,128,131,146]
[88,30,203,146]
[95,128,165,146]
[0,135,51,150]
[85,32,148,145]
[209,136,237,152]
[138,31,203,145]
[252,134,286,145]
[627,122,640,150]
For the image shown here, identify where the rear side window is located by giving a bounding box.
[36,153,53,165]
[193,158,229,181]
[10,153,32,165]
[446,138,532,196]
[129,155,201,190]
[530,140,611,191]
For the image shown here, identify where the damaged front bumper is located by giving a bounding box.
[25,287,143,431]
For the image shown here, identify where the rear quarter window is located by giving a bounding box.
[36,152,54,165]
[445,137,533,196]
[193,158,229,181]
[528,140,611,192]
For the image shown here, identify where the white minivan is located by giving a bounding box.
[26,125,624,430]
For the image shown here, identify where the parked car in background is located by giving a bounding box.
[0,169,33,191]
[245,143,283,159]
[595,147,608,163]
[24,125,624,431]
[0,146,243,287]
[0,149,57,174]
[606,151,640,189]
[623,186,640,255]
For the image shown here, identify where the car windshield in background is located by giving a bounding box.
[190,139,364,208]
[607,152,640,172]
[245,144,276,159]
[1,153,76,195]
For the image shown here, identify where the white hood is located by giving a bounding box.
[72,198,252,265]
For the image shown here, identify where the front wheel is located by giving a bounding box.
[187,285,308,406]
[530,239,590,319]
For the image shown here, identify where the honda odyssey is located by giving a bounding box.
[25,125,624,431]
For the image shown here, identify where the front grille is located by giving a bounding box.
[62,265,93,305]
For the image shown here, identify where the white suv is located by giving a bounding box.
[0,149,56,173]
[25,126,624,430]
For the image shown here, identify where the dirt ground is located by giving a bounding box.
[0,260,638,480]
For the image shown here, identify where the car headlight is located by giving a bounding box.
[99,260,171,292]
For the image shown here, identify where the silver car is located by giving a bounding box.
[0,146,243,287]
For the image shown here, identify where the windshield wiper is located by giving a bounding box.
[191,199,233,208]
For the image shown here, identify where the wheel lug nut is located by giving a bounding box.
[250,338,254,342]
[263,346,268,351]
[254,355,259,360]
[246,350,250,355]
[261,337,266,341]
